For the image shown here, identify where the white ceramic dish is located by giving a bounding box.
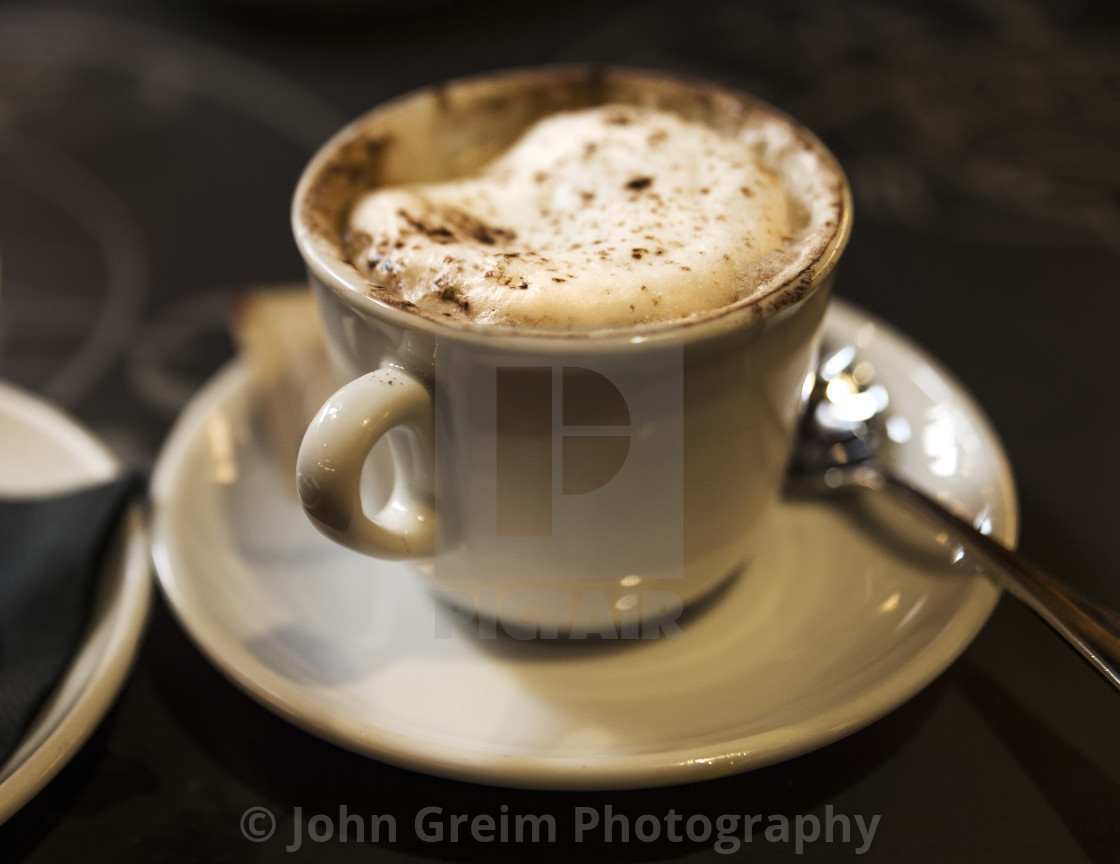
[0,381,151,824]
[150,300,1016,789]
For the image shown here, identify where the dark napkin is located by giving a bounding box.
[0,475,138,765]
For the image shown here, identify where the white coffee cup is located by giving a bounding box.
[293,67,851,638]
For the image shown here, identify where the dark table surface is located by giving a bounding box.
[1,0,1119,860]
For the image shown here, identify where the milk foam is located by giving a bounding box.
[346,105,817,326]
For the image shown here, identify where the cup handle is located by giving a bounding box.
[297,367,436,559]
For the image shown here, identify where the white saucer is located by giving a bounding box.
[150,300,1017,790]
[0,381,151,824]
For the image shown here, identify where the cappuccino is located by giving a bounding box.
[306,72,846,330]
[293,68,853,634]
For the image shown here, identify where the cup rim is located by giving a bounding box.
[292,64,853,349]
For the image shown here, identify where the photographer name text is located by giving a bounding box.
[243,803,880,855]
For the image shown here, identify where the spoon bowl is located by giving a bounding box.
[788,335,1120,692]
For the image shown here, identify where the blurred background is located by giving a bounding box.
[0,0,1118,860]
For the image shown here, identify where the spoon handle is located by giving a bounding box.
[872,468,1120,693]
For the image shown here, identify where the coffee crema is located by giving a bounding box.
[343,101,844,328]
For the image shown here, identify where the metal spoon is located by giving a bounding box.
[787,341,1120,692]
